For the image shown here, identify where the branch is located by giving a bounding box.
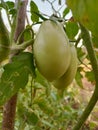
[73,23,98,130]
[14,0,28,43]
[11,39,34,52]
[10,0,20,44]
[79,24,98,82]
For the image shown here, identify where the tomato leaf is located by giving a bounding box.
[66,0,98,40]
[18,105,39,126]
[0,52,35,105]
[63,7,69,18]
[33,12,48,21]
[34,98,53,115]
[0,1,8,10]
[66,21,79,40]
[92,36,98,48]
[85,71,95,83]
[75,68,83,88]
[6,1,14,9]
[23,25,34,42]
[77,47,86,61]
[30,1,39,22]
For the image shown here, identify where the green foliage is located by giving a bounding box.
[23,26,34,42]
[14,80,81,130]
[75,68,83,88]
[66,0,98,46]
[18,105,39,126]
[77,47,86,60]
[30,1,39,22]
[0,1,14,10]
[63,7,70,18]
[35,69,50,88]
[65,21,79,40]
[0,1,16,16]
[0,52,35,105]
[85,71,95,83]
[92,36,98,48]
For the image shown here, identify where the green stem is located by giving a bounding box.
[16,27,34,44]
[73,87,98,130]
[73,24,98,130]
[11,39,34,51]
[10,15,17,44]
[10,1,20,44]
[0,37,33,52]
[79,24,98,81]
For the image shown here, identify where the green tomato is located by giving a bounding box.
[52,44,78,89]
[33,20,71,81]
[0,11,10,63]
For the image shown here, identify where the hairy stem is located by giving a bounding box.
[11,39,34,52]
[2,0,28,130]
[73,24,98,130]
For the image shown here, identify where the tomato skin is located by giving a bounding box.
[52,45,77,89]
[34,20,71,81]
[0,11,10,63]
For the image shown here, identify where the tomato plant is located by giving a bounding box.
[0,0,98,130]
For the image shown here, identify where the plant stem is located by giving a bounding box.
[2,0,28,130]
[11,39,34,51]
[73,23,98,130]
[80,24,98,82]
[2,94,18,130]
[10,0,20,45]
[73,88,98,130]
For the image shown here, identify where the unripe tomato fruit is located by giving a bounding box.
[52,44,77,89]
[33,20,71,81]
[0,11,10,63]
